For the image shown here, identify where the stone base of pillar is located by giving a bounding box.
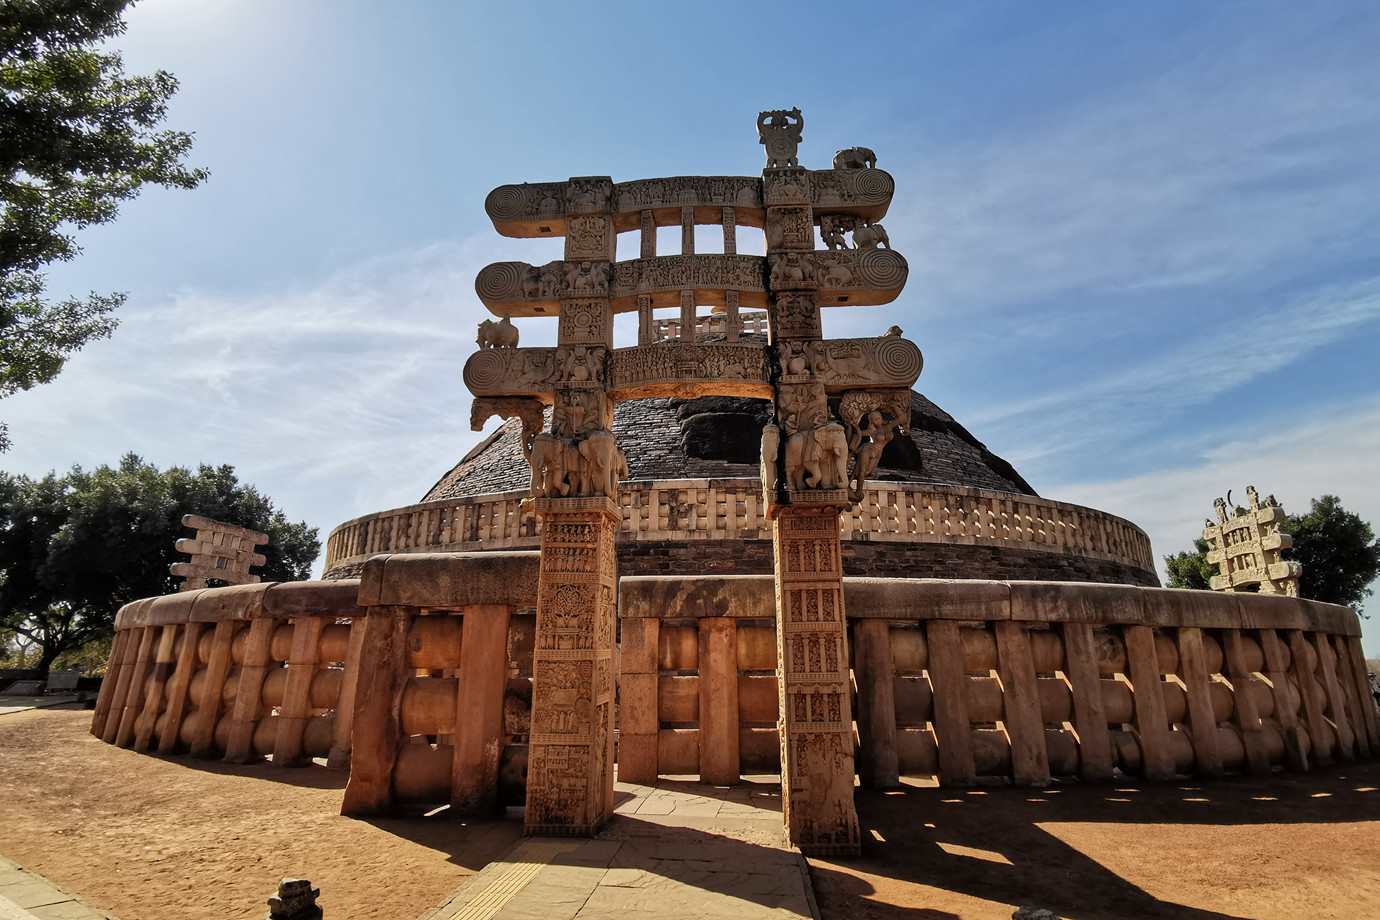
[771,501,861,856]
[525,496,621,836]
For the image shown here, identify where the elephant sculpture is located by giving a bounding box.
[476,317,519,348]
[815,422,849,490]
[784,423,847,491]
[832,146,877,170]
[528,432,581,498]
[760,424,780,494]
[577,429,621,499]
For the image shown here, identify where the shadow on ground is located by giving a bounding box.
[810,760,1380,920]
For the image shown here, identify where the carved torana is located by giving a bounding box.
[465,109,919,852]
[1203,486,1301,596]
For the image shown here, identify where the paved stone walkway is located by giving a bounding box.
[420,776,817,920]
[0,857,117,920]
[0,697,80,717]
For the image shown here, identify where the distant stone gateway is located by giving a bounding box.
[93,113,1376,858]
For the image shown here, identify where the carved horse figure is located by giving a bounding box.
[832,146,877,170]
[477,317,519,348]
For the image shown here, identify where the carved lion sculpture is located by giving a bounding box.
[832,146,877,170]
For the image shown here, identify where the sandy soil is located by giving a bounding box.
[6,707,1380,920]
[0,708,521,919]
[811,764,1380,920]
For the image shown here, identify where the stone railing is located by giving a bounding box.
[618,576,1378,786]
[94,569,1377,808]
[323,480,1156,578]
[92,554,540,815]
[92,580,366,768]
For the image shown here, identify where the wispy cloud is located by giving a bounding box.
[2,235,554,566]
[968,275,1380,450]
[889,32,1380,308]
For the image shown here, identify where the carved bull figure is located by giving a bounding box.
[832,146,877,170]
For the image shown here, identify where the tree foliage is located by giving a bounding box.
[1165,537,1214,591]
[0,0,207,447]
[1164,494,1380,614]
[1284,495,1380,612]
[0,454,319,668]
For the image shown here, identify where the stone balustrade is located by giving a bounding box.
[651,310,770,343]
[92,580,366,768]
[618,576,1378,786]
[92,555,540,815]
[94,563,1377,814]
[323,480,1156,579]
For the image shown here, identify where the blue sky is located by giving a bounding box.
[5,1,1379,645]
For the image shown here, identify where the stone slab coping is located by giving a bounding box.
[110,570,1359,637]
[358,552,541,610]
[619,575,1360,635]
[0,855,119,920]
[113,579,362,630]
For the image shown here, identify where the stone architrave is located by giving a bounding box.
[1203,486,1301,596]
[525,496,619,834]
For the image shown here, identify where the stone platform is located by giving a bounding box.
[0,856,118,920]
[420,776,816,920]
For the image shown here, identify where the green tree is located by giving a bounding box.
[1165,537,1215,590]
[1,0,207,448]
[1284,495,1380,612]
[0,454,319,669]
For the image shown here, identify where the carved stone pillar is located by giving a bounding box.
[680,289,696,342]
[520,178,621,835]
[525,496,619,834]
[762,159,859,855]
[725,290,740,343]
[637,293,654,346]
[681,205,695,254]
[640,210,656,259]
[722,206,737,255]
[771,500,860,856]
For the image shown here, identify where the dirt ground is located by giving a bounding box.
[811,765,1380,920]
[0,708,521,919]
[4,708,1380,920]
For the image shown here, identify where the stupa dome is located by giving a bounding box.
[424,391,1034,503]
[324,391,1155,587]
